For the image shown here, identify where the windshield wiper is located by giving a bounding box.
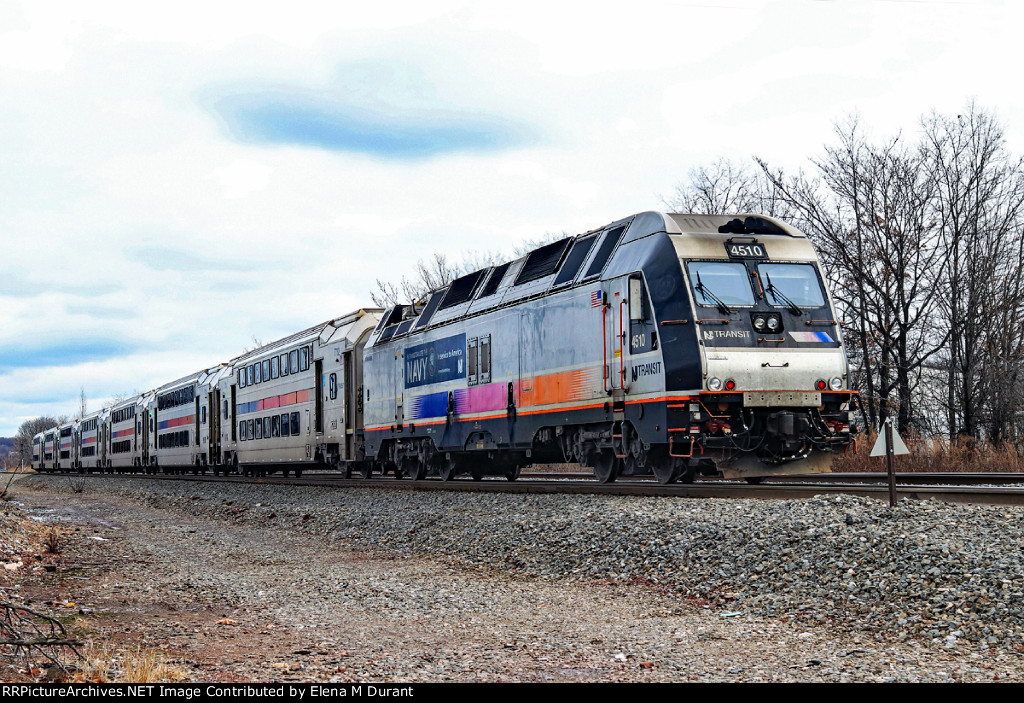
[765,274,803,316]
[696,272,732,315]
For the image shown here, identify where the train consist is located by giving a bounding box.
[31,212,858,483]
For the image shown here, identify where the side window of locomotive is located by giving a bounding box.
[329,373,338,400]
[239,421,246,441]
[515,238,572,285]
[686,262,755,307]
[553,233,599,286]
[756,263,826,308]
[414,291,445,329]
[466,336,492,386]
[272,415,281,438]
[271,356,279,379]
[468,338,478,385]
[290,350,298,374]
[478,262,511,299]
[262,360,270,382]
[479,335,491,384]
[247,365,254,386]
[300,346,310,372]
[280,353,289,376]
[281,412,290,436]
[583,226,626,279]
[255,362,262,384]
[290,412,300,436]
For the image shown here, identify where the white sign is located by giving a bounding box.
[870,419,911,457]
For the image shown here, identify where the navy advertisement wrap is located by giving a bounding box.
[405,333,467,389]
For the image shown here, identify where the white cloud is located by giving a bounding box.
[2,0,1023,434]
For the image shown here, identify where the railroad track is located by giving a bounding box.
[30,470,1024,506]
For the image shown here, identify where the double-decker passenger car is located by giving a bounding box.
[56,422,77,472]
[77,410,106,472]
[144,369,221,474]
[228,310,380,476]
[108,396,141,473]
[31,432,43,470]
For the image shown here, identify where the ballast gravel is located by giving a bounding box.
[10,474,1024,682]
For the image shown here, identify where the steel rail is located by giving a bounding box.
[29,472,1024,506]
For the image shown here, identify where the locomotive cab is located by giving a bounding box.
[659,215,857,478]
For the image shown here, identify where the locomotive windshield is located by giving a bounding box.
[757,263,826,308]
[686,262,755,307]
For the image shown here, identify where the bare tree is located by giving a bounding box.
[757,117,950,433]
[921,103,1024,445]
[241,335,265,353]
[371,250,507,308]
[77,387,87,420]
[11,416,59,466]
[664,157,790,217]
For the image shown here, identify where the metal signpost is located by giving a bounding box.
[870,417,910,506]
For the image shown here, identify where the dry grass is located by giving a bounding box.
[79,645,187,683]
[42,526,63,555]
[831,430,1024,473]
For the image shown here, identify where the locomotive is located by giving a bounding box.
[32,212,857,483]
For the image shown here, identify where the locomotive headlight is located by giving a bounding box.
[753,316,766,331]
[766,316,780,331]
[707,377,723,391]
[830,377,843,391]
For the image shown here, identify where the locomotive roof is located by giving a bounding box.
[661,212,805,239]
[369,211,813,346]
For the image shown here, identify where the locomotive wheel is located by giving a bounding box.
[676,464,696,484]
[592,450,619,484]
[470,468,484,481]
[359,463,373,479]
[439,459,457,482]
[505,465,521,482]
[651,460,677,485]
[294,468,303,478]
[403,458,426,481]
[745,476,764,485]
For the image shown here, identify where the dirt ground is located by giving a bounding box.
[2,477,1020,683]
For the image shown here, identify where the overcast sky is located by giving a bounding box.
[1,0,1021,435]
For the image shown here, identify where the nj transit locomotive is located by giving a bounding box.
[31,212,858,483]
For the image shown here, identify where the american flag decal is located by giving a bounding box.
[591,290,603,307]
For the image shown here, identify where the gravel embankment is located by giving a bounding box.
[17,475,1024,654]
